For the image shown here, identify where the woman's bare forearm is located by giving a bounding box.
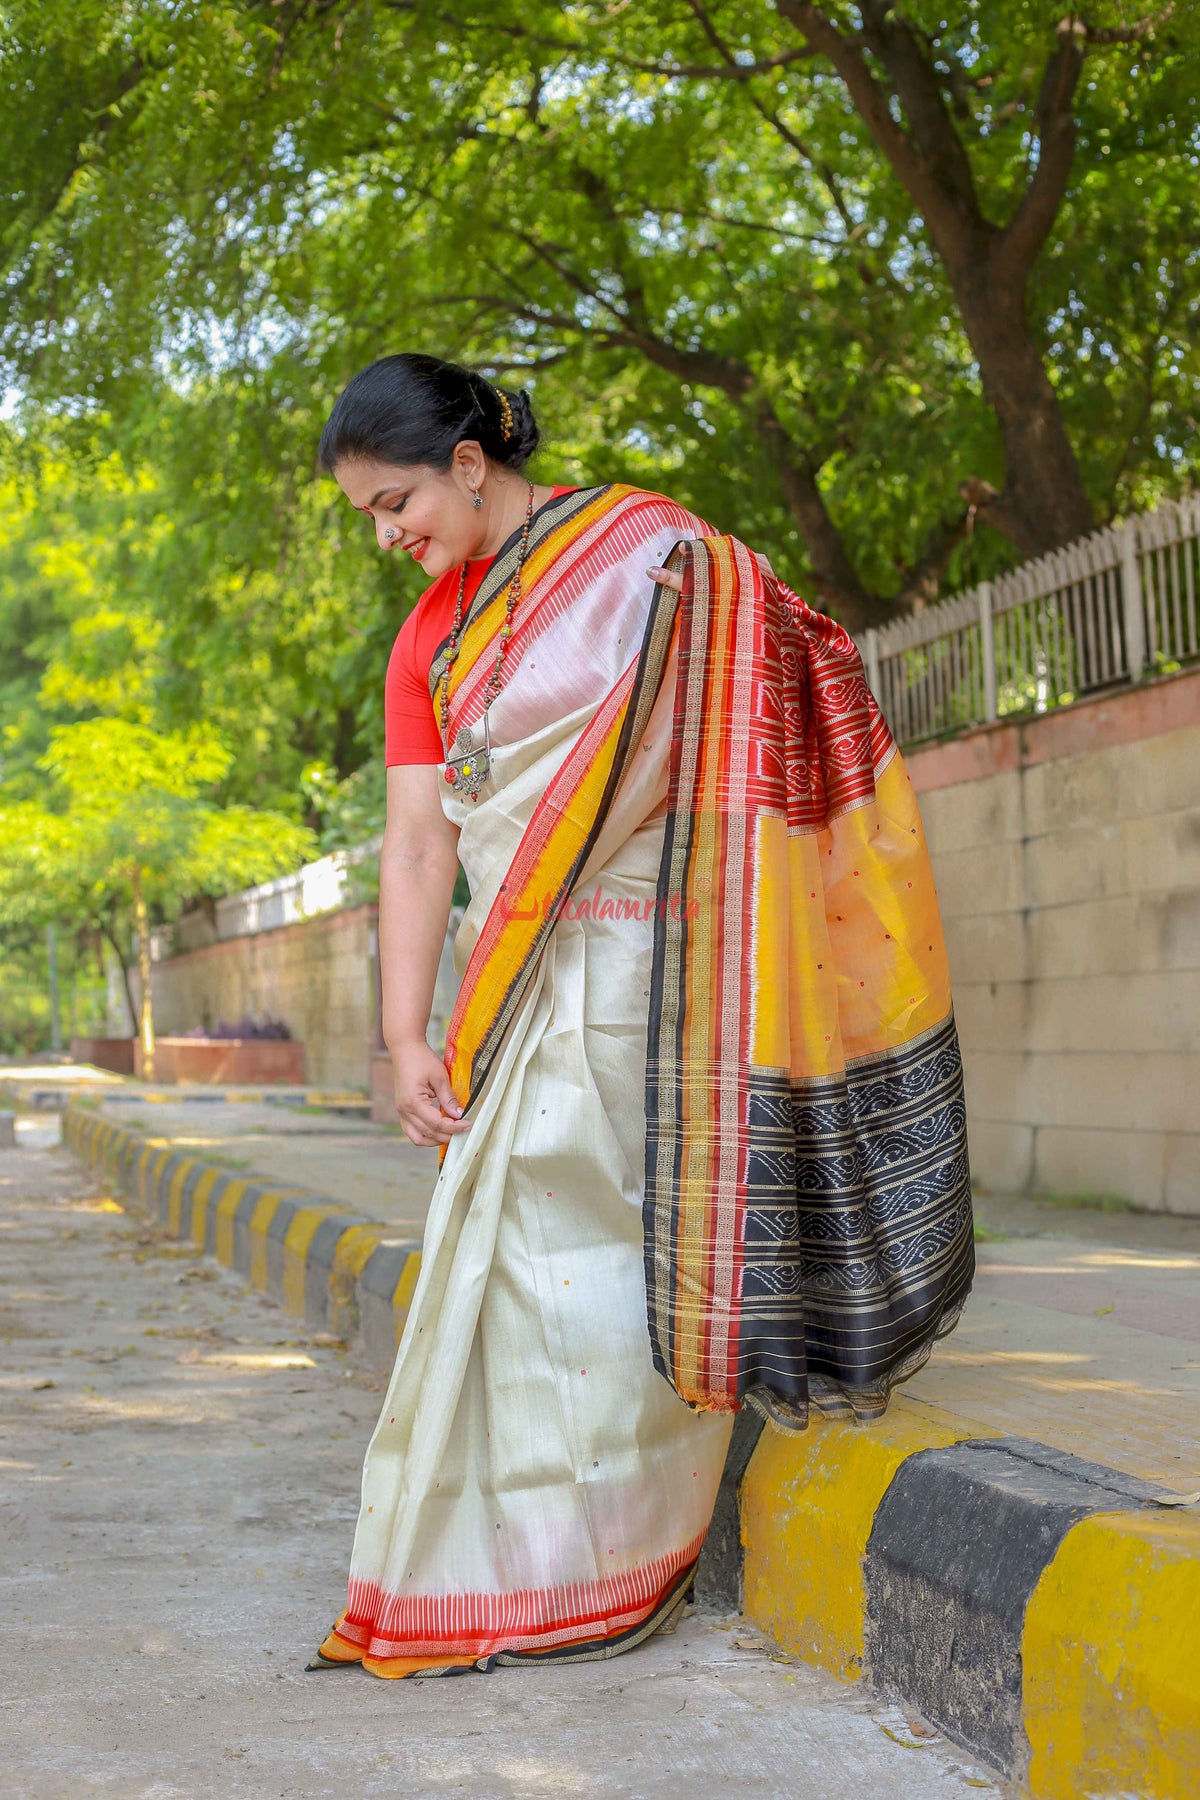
[378,831,460,1051]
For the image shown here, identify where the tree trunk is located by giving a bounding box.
[100,924,138,1037]
[773,2,1097,561]
[131,867,155,1081]
[954,274,1095,556]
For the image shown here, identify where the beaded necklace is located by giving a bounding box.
[439,481,536,803]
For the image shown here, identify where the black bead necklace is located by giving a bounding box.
[439,481,537,802]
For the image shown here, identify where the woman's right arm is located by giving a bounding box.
[379,763,473,1147]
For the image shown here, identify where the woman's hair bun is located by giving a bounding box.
[495,386,541,469]
[318,353,543,475]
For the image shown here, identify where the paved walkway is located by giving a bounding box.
[1,1134,1008,1798]
[59,1091,1200,1496]
[910,1191,1200,1489]
[94,1091,436,1232]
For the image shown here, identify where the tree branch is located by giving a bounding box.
[853,0,983,221]
[621,45,817,81]
[772,0,987,258]
[999,23,1086,279]
[750,399,881,624]
[956,475,1028,552]
[1077,7,1174,46]
[419,255,887,621]
[892,504,976,610]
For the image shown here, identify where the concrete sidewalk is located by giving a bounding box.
[93,1089,436,1234]
[912,1190,1200,1489]
[58,1096,1200,1796]
[5,1133,1010,1800]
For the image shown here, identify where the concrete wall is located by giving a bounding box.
[141,670,1199,1208]
[147,905,379,1092]
[144,900,466,1097]
[910,668,1200,1215]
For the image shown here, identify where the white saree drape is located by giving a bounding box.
[335,490,734,1675]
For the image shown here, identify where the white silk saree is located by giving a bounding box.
[319,485,973,1678]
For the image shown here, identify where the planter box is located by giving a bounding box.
[69,1037,136,1076]
[134,1038,306,1085]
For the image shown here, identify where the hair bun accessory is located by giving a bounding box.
[495,388,515,442]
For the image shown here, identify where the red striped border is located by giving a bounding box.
[341,1531,705,1658]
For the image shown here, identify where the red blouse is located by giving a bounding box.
[384,486,578,766]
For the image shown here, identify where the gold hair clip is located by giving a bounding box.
[496,389,514,442]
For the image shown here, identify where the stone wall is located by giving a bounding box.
[147,905,379,1092]
[910,668,1200,1215]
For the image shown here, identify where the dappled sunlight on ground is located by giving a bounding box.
[907,1198,1200,1487]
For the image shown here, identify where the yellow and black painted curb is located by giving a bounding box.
[741,1397,1200,1797]
[63,1103,419,1369]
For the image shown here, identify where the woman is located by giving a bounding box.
[309,354,973,1680]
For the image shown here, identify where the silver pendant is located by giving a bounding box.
[443,712,493,803]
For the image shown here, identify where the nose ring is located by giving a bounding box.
[384,528,397,542]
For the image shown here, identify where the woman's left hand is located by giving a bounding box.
[647,551,776,593]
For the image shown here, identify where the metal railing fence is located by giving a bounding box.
[860,495,1200,747]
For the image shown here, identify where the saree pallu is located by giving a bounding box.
[642,534,973,1427]
[326,485,972,1677]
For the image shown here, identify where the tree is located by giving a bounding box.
[0,919,109,1057]
[0,408,402,818]
[1,3,1195,628]
[0,720,314,1076]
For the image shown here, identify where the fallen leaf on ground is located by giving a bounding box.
[1152,1491,1200,1507]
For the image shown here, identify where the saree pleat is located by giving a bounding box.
[334,486,972,1675]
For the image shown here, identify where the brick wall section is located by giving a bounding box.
[149,905,378,1092]
[909,668,1200,1215]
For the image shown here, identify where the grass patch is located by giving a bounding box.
[1031,1190,1146,1216]
[197,1151,254,1172]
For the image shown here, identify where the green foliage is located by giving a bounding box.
[0,3,1196,1059]
[0,920,108,1056]
[0,717,315,947]
[0,1,1194,627]
[302,760,388,854]
[0,399,406,819]
[0,927,52,1055]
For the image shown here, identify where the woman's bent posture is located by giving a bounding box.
[309,354,974,1679]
